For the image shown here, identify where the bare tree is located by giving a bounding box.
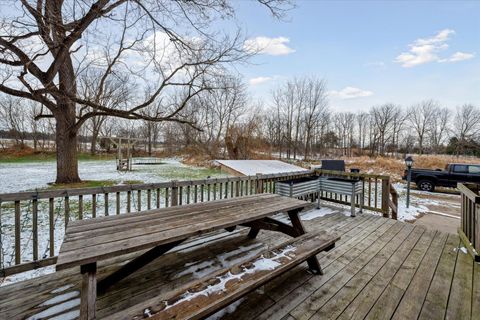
[390,107,406,156]
[370,104,396,155]
[407,100,436,154]
[0,95,28,145]
[452,104,480,154]
[301,77,328,160]
[356,112,369,152]
[429,107,450,153]
[334,112,355,156]
[0,0,290,183]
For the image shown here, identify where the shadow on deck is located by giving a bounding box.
[1,206,479,320]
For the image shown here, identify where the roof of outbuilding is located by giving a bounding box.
[215,160,308,176]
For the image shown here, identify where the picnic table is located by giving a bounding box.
[56,193,336,320]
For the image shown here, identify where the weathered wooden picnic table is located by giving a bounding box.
[56,193,335,320]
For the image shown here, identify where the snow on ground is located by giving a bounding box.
[395,200,430,222]
[0,158,226,193]
[392,182,460,221]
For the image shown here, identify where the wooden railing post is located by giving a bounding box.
[171,180,178,206]
[235,180,240,197]
[256,174,264,194]
[390,184,398,220]
[0,200,3,270]
[381,178,390,218]
[458,183,480,262]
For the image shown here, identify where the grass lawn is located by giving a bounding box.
[0,151,115,163]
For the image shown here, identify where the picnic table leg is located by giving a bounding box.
[80,262,97,320]
[247,227,260,239]
[98,239,185,294]
[287,209,323,275]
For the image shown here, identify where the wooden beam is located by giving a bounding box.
[288,209,323,274]
[241,217,297,238]
[80,262,97,320]
[97,239,185,294]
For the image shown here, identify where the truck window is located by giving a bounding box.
[453,165,468,173]
[468,165,480,174]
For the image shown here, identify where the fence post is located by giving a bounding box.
[381,178,390,218]
[171,180,178,206]
[476,203,480,255]
[256,174,264,194]
[0,200,2,270]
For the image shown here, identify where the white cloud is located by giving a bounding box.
[395,29,474,67]
[249,76,273,85]
[244,36,295,56]
[446,51,475,62]
[329,87,373,99]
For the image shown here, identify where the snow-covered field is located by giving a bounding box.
[0,158,225,193]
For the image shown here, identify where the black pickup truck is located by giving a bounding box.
[403,163,480,192]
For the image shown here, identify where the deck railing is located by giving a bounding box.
[458,183,480,262]
[0,170,397,277]
[314,170,398,220]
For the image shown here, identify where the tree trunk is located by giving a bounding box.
[55,109,81,184]
[90,128,99,155]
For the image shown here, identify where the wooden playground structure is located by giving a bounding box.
[103,136,138,171]
[103,136,164,171]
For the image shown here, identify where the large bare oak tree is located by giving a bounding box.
[0,0,289,183]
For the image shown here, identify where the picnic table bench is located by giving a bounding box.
[56,193,339,320]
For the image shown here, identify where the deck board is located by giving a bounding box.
[336,226,425,320]
[311,224,416,319]
[417,233,460,320]
[445,236,474,320]
[363,229,437,320]
[289,221,405,320]
[390,231,448,320]
[0,204,479,320]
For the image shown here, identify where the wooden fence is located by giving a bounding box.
[0,170,397,277]
[458,183,480,262]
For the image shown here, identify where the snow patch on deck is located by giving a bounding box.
[165,246,297,310]
[50,284,75,294]
[27,298,80,320]
[175,243,266,280]
[301,207,336,220]
[40,291,79,306]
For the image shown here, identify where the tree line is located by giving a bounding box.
[2,75,480,160]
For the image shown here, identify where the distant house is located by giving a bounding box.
[215,160,308,177]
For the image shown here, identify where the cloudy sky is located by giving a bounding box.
[234,1,480,112]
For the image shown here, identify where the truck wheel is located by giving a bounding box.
[417,180,435,192]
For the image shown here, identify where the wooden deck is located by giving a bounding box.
[0,206,479,320]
